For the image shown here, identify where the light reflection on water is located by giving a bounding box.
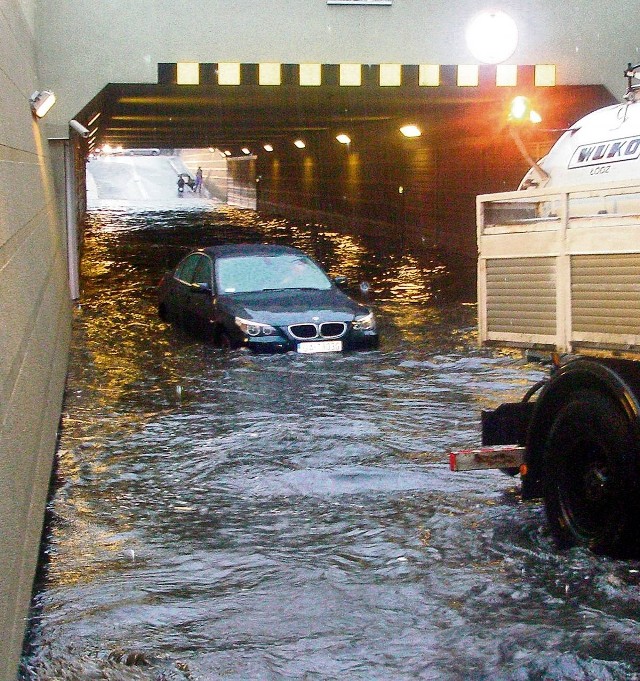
[21,203,640,680]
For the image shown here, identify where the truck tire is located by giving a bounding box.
[542,389,640,557]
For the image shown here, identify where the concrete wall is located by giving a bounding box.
[0,0,72,678]
[35,1,639,132]
[227,156,257,210]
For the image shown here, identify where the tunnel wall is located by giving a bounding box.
[255,89,616,256]
[257,130,514,256]
[227,156,258,209]
[252,115,526,258]
[0,1,72,678]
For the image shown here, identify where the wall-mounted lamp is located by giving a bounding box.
[336,134,351,145]
[400,124,421,138]
[263,144,274,152]
[294,139,306,149]
[29,90,56,118]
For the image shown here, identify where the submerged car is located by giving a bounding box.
[157,243,379,353]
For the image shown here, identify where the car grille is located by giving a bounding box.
[288,322,347,340]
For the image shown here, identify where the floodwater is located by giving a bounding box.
[21,199,640,680]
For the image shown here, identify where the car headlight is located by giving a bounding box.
[352,311,376,331]
[235,316,278,337]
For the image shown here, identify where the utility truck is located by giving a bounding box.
[450,65,640,557]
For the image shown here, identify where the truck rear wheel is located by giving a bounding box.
[542,389,639,557]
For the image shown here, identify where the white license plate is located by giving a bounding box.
[297,340,343,354]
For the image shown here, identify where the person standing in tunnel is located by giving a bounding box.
[194,166,203,194]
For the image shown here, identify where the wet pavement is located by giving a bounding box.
[21,198,640,680]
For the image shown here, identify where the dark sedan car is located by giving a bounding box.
[157,244,379,353]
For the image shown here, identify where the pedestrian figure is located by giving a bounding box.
[194,166,203,194]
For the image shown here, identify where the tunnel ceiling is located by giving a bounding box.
[77,77,617,153]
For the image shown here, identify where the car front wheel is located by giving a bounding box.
[216,327,240,350]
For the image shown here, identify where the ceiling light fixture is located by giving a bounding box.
[336,134,351,145]
[400,124,421,138]
[294,139,306,149]
[263,144,274,152]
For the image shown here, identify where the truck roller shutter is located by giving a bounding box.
[485,257,556,337]
[572,253,640,341]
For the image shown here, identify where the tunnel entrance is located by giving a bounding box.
[72,64,617,257]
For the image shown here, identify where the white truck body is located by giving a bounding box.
[453,73,640,557]
[478,96,640,356]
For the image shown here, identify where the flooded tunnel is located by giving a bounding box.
[7,2,640,677]
[19,68,640,679]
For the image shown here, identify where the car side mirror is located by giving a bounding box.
[333,275,348,287]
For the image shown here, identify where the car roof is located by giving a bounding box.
[200,243,305,259]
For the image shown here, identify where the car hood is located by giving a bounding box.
[218,288,369,324]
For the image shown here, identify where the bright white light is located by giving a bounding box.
[263,144,274,152]
[400,124,421,138]
[294,139,306,149]
[336,134,351,145]
[466,10,518,64]
[242,147,251,155]
[510,95,528,120]
[29,90,56,118]
[223,150,232,156]
[509,96,542,124]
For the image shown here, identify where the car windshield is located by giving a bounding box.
[216,254,332,293]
